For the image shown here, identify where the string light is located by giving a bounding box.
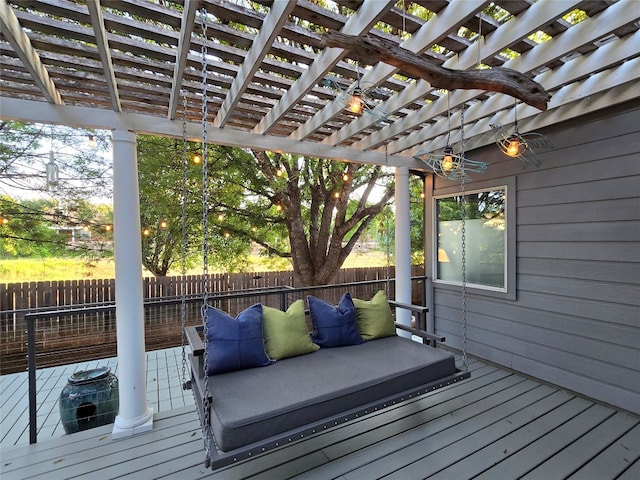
[88,135,97,148]
[142,228,151,236]
[160,221,168,228]
[192,154,202,165]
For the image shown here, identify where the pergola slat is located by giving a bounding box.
[0,0,637,162]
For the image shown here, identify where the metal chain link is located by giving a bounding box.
[180,90,188,388]
[199,8,212,464]
[460,105,469,371]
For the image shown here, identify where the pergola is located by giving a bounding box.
[2,0,639,439]
[2,0,638,162]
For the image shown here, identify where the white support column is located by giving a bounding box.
[111,129,153,439]
[394,166,412,337]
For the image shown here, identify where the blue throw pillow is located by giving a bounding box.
[308,293,364,347]
[205,303,273,375]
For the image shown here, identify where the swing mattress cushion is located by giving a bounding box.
[207,334,456,451]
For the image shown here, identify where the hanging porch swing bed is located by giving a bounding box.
[185,292,470,469]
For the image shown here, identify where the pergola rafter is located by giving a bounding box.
[0,0,638,165]
[252,0,395,135]
[86,0,121,112]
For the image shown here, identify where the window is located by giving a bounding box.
[435,187,507,291]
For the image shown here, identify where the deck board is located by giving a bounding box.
[0,347,192,448]
[2,352,639,480]
[474,403,616,479]
[616,459,639,479]
[566,422,640,480]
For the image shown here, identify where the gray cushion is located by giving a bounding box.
[207,335,456,451]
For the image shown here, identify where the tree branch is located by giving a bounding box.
[321,31,550,111]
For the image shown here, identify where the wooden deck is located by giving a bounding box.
[0,347,193,447]
[2,353,639,479]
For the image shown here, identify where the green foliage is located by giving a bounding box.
[0,121,113,259]
[0,196,67,257]
[136,136,254,276]
[409,175,425,263]
[0,195,113,259]
[563,9,588,25]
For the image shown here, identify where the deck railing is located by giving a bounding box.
[20,275,429,444]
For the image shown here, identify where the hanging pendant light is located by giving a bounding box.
[46,125,59,191]
[46,150,59,191]
[347,85,363,114]
[324,61,389,123]
[492,100,553,168]
[414,93,486,180]
[495,102,528,158]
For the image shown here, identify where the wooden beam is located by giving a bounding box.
[0,0,62,105]
[212,0,296,128]
[167,0,198,120]
[0,97,424,170]
[86,0,121,112]
[382,2,640,156]
[252,0,395,135]
[397,55,640,157]
[321,30,550,111]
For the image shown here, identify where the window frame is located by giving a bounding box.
[431,177,516,301]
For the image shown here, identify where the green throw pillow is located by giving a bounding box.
[353,290,397,340]
[262,300,319,360]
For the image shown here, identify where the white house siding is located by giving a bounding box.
[430,100,640,415]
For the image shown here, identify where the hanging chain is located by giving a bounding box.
[460,105,469,371]
[201,12,210,310]
[199,8,213,464]
[180,90,188,388]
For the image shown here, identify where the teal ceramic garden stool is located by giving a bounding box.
[59,366,119,434]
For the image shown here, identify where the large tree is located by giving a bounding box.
[136,135,396,285]
[219,150,394,286]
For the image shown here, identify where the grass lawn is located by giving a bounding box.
[1,250,390,283]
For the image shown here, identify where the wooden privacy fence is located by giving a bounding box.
[0,266,424,313]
